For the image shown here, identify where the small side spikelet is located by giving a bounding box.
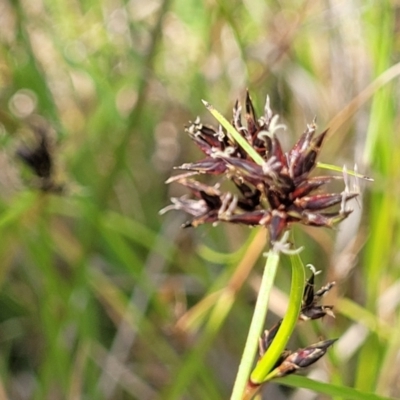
[257,270,336,381]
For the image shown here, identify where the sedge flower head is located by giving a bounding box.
[161,92,357,242]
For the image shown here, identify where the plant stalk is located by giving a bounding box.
[230,248,280,400]
[251,251,305,383]
[232,247,305,400]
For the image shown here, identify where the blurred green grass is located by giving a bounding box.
[0,0,399,399]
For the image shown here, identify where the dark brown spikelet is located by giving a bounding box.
[16,121,63,193]
[300,269,335,321]
[17,127,52,179]
[271,339,337,378]
[161,92,358,242]
[258,321,282,357]
[258,323,337,379]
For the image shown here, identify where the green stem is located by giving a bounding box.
[316,162,373,181]
[251,251,305,383]
[230,249,280,400]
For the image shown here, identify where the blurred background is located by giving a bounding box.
[0,0,399,399]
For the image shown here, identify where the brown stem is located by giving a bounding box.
[242,379,261,400]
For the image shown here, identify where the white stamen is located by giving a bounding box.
[264,95,273,121]
[226,195,238,215]
[218,193,238,219]
[340,165,350,214]
[211,146,235,158]
[214,125,225,141]
[306,264,321,275]
[269,114,286,136]
[233,103,242,123]
[267,231,304,255]
[262,156,281,177]
[257,129,271,141]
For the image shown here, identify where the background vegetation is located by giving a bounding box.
[0,0,399,399]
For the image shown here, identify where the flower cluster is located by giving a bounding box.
[258,269,336,380]
[161,92,357,242]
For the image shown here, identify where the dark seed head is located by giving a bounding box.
[17,131,52,179]
[162,93,359,243]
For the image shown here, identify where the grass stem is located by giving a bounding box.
[229,248,280,400]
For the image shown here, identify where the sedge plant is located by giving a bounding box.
[161,91,364,399]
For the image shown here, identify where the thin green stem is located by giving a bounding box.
[230,249,280,400]
[251,251,305,384]
[317,162,373,181]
